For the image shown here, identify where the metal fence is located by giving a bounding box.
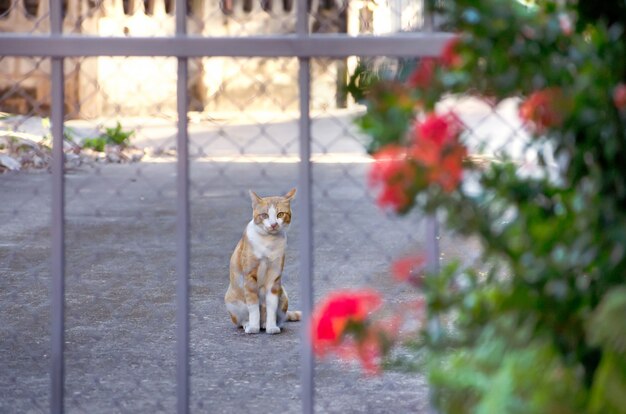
[0,0,531,413]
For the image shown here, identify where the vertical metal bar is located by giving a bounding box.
[297,2,314,414]
[50,0,64,413]
[425,214,440,414]
[175,57,190,414]
[296,0,308,35]
[175,0,190,413]
[50,58,65,414]
[423,0,435,32]
[424,214,439,273]
[298,59,314,414]
[175,58,190,414]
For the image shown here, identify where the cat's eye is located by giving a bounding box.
[259,213,269,220]
[277,212,285,218]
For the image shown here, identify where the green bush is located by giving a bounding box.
[83,122,134,152]
[339,0,626,412]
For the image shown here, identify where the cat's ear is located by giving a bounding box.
[284,188,296,201]
[249,190,263,206]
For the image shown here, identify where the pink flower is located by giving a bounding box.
[411,113,466,192]
[407,39,462,90]
[558,14,573,36]
[311,290,382,356]
[429,144,467,192]
[519,88,565,133]
[368,145,417,212]
[614,84,626,110]
[369,114,467,208]
[408,58,437,89]
[392,255,425,284]
[330,314,399,376]
[333,333,384,375]
[414,112,461,148]
[441,38,462,68]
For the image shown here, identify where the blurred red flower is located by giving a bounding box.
[614,83,626,110]
[441,37,462,68]
[369,113,466,206]
[411,112,466,192]
[392,255,425,283]
[414,112,461,148]
[329,312,399,375]
[428,144,467,192]
[311,289,382,356]
[519,88,565,133]
[332,333,384,375]
[368,145,417,212]
[408,58,437,89]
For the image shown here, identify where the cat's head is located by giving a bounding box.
[249,188,296,235]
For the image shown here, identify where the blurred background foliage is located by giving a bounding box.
[347,0,626,412]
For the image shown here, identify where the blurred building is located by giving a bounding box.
[0,0,424,117]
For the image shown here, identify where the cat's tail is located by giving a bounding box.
[286,310,302,321]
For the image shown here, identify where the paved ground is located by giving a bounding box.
[0,110,486,413]
[0,160,483,413]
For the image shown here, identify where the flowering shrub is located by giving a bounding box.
[311,290,391,374]
[367,145,416,212]
[368,113,466,212]
[312,0,626,412]
[391,255,425,284]
[518,88,567,133]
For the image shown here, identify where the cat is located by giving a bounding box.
[225,188,301,334]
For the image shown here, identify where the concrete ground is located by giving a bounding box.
[0,111,484,413]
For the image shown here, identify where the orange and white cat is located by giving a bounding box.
[225,189,301,334]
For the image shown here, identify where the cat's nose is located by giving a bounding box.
[270,223,279,229]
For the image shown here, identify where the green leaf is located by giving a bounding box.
[588,351,626,414]
[82,137,107,152]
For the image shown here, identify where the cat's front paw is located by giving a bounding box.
[265,326,281,335]
[244,323,260,334]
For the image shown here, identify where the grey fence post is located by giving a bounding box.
[297,1,315,414]
[50,0,65,412]
[425,213,440,414]
[425,215,439,274]
[50,57,65,414]
[175,0,190,413]
[297,58,314,414]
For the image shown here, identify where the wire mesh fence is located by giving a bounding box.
[0,1,534,413]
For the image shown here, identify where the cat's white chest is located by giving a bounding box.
[246,221,286,262]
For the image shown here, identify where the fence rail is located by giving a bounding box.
[0,33,452,57]
[0,0,446,412]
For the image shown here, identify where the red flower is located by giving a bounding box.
[331,334,383,375]
[331,314,399,375]
[428,144,467,192]
[311,290,382,356]
[408,58,437,89]
[441,37,462,68]
[414,112,461,148]
[354,333,384,375]
[392,255,425,283]
[410,112,466,192]
[369,114,466,208]
[519,88,565,133]
[614,83,626,110]
[369,145,410,182]
[368,145,417,212]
